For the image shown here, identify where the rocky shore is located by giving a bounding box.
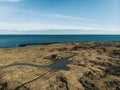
[0,42,120,90]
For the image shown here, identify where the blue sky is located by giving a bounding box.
[0,0,120,34]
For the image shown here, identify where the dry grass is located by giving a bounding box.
[0,42,120,90]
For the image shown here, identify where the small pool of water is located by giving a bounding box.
[0,59,71,70]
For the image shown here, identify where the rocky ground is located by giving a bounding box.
[0,42,120,90]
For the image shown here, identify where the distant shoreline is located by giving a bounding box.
[0,41,119,48]
[18,41,120,47]
[18,42,59,47]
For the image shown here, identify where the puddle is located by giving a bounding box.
[0,59,71,70]
[45,59,71,70]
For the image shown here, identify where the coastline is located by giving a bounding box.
[0,41,120,48]
[0,42,120,90]
[0,35,120,48]
[18,41,120,47]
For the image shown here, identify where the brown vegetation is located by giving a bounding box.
[0,42,120,90]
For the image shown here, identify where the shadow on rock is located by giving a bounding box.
[0,82,8,90]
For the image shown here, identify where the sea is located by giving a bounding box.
[0,35,120,48]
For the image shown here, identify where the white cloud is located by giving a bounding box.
[55,15,95,22]
[0,6,119,34]
[0,5,95,24]
[38,14,95,22]
[0,22,120,34]
[0,0,22,2]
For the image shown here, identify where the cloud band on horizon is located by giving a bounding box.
[0,22,119,34]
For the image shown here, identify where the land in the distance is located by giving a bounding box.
[0,42,120,90]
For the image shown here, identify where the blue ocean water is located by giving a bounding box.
[0,35,120,48]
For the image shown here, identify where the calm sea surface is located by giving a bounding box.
[0,35,120,48]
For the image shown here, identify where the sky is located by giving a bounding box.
[0,0,120,34]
